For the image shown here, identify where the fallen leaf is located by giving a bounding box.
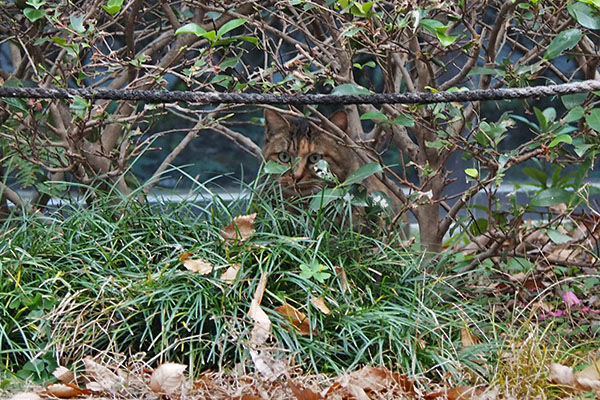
[182,257,213,275]
[248,273,271,346]
[149,362,187,395]
[220,264,241,283]
[334,266,350,293]
[52,366,74,384]
[83,357,123,394]
[330,366,414,399]
[289,381,324,399]
[275,304,312,335]
[221,213,257,242]
[461,328,480,347]
[249,349,287,381]
[575,357,600,391]
[310,297,330,314]
[549,362,574,386]
[45,383,90,399]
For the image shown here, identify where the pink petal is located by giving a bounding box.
[562,291,582,307]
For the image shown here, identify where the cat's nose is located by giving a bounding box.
[292,163,306,182]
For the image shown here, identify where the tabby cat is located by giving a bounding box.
[262,109,359,197]
[262,109,405,233]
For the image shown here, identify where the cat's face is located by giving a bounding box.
[262,110,358,197]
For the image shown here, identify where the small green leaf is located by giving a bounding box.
[467,67,505,76]
[343,162,383,186]
[546,229,572,244]
[331,83,372,95]
[216,18,247,39]
[360,111,389,122]
[530,188,572,207]
[464,168,479,178]
[564,106,584,123]
[309,187,346,212]
[585,108,600,131]
[23,8,46,22]
[263,160,289,174]
[26,0,45,9]
[70,15,86,34]
[420,19,459,47]
[561,92,588,109]
[175,22,208,37]
[568,2,600,30]
[548,134,572,148]
[102,0,124,15]
[70,95,89,118]
[544,28,583,60]
[522,167,548,187]
[392,113,415,127]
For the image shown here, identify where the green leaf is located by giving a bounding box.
[70,15,86,34]
[343,162,383,186]
[522,167,547,187]
[544,28,582,60]
[26,0,45,9]
[263,160,289,174]
[392,113,415,127]
[70,95,89,118]
[564,106,584,123]
[102,0,123,15]
[216,18,247,39]
[467,67,505,76]
[561,92,588,109]
[23,8,46,22]
[420,19,459,47]
[546,229,572,244]
[568,2,600,29]
[309,187,346,212]
[530,188,572,207]
[464,168,479,178]
[585,108,600,131]
[548,134,572,148]
[175,22,208,37]
[360,111,389,122]
[331,83,372,95]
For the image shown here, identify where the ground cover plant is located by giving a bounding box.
[1,175,599,399]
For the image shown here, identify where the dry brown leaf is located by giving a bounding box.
[289,381,324,400]
[461,328,480,347]
[221,213,257,242]
[45,383,90,399]
[248,273,271,346]
[334,266,350,293]
[220,264,241,283]
[83,356,123,394]
[310,297,330,315]
[330,366,414,399]
[549,362,575,386]
[149,362,187,395]
[275,304,312,336]
[575,357,600,391]
[182,258,213,275]
[52,366,74,384]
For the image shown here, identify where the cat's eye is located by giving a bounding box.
[308,153,322,164]
[278,151,291,163]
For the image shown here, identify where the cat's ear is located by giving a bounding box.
[329,110,348,133]
[264,109,290,135]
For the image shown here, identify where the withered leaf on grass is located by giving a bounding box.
[149,362,187,395]
[220,264,241,283]
[248,273,271,346]
[45,383,91,399]
[328,366,414,399]
[221,213,257,242]
[289,381,324,400]
[310,297,331,314]
[179,252,214,275]
[83,356,124,394]
[549,357,600,392]
[52,366,74,384]
[461,327,480,347]
[274,304,313,336]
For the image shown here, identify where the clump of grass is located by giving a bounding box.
[0,176,492,387]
